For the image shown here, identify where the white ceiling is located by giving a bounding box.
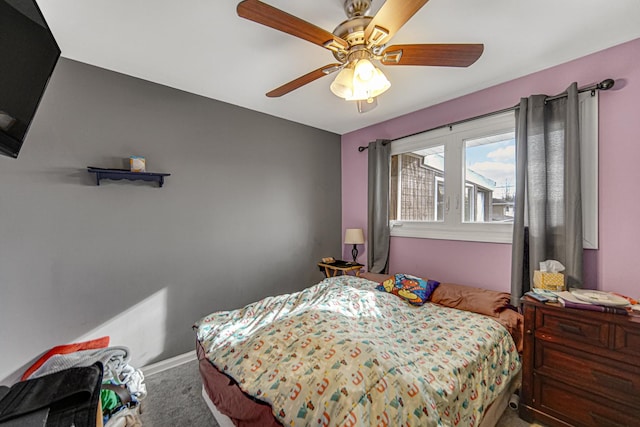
[39,0,640,135]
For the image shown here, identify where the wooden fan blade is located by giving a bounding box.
[381,44,484,67]
[364,0,429,46]
[266,63,342,97]
[237,0,348,52]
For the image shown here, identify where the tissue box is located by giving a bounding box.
[129,156,145,172]
[533,270,565,291]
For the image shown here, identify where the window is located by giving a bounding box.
[389,91,598,246]
[390,112,516,243]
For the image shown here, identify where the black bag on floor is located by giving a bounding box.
[0,362,103,427]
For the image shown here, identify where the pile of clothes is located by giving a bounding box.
[20,336,146,427]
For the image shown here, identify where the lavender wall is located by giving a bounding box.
[342,38,640,297]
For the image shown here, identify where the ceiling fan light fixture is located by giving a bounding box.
[330,66,355,99]
[347,64,390,101]
[370,67,391,95]
[354,58,376,81]
[331,59,390,102]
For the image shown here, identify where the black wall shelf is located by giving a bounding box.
[87,167,170,187]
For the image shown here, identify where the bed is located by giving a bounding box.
[194,275,522,427]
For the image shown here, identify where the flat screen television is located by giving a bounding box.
[0,0,60,158]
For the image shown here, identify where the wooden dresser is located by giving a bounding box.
[520,296,640,427]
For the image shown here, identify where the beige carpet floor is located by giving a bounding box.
[138,359,544,426]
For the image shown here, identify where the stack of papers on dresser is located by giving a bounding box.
[556,290,630,314]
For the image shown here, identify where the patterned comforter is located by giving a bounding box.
[195,276,521,427]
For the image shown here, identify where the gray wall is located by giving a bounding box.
[0,58,342,382]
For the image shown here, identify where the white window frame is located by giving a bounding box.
[464,183,475,222]
[476,190,486,222]
[434,176,444,221]
[389,91,598,247]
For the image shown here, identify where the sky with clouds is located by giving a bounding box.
[466,138,516,199]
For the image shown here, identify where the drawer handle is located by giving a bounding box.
[558,323,583,335]
[590,411,625,427]
[592,370,634,391]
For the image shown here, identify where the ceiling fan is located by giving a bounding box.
[237,0,484,112]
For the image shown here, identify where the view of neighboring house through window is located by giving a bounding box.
[390,146,445,222]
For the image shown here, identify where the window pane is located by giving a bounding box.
[390,145,445,222]
[464,132,515,223]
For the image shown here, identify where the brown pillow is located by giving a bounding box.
[495,309,524,353]
[429,282,510,318]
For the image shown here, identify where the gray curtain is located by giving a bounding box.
[367,139,391,273]
[510,83,583,305]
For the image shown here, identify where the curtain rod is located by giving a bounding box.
[357,78,615,152]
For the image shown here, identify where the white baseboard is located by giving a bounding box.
[140,350,197,377]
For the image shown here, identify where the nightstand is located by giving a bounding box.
[318,261,363,277]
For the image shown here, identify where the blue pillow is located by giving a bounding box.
[376,273,440,306]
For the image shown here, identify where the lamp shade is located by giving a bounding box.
[329,66,355,99]
[330,60,390,102]
[344,228,365,245]
[353,58,376,82]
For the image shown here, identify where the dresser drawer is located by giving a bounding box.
[535,342,640,405]
[614,323,640,357]
[535,308,609,349]
[534,375,639,427]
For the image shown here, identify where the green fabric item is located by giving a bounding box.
[100,388,120,412]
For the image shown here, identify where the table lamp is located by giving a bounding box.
[344,228,365,264]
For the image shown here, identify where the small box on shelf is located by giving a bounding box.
[129,156,146,172]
